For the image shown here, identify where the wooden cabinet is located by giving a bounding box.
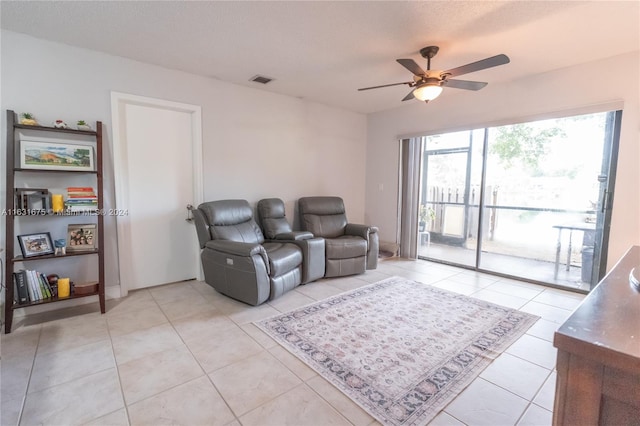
[553,246,640,425]
[3,110,105,333]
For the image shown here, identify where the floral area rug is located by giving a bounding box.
[256,276,539,426]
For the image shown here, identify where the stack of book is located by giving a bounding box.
[65,187,98,212]
[13,269,56,304]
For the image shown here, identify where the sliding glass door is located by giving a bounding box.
[418,129,483,267]
[415,110,621,291]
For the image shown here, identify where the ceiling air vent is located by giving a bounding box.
[250,75,273,84]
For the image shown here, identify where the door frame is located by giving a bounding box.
[422,146,472,246]
[110,92,204,297]
[591,110,622,288]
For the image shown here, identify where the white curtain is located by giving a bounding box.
[398,138,422,258]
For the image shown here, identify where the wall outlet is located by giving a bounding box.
[378,183,384,191]
[226,258,234,265]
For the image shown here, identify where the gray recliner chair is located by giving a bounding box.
[298,196,379,277]
[257,198,325,284]
[191,200,303,305]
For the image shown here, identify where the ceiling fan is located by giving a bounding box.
[358,46,510,103]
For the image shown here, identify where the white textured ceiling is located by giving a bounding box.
[1,1,639,114]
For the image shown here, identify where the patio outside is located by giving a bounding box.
[417,112,612,292]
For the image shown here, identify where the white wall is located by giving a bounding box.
[366,51,640,271]
[1,30,367,298]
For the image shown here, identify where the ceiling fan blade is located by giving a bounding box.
[444,54,510,78]
[444,79,488,91]
[358,81,413,91]
[401,90,415,101]
[396,59,425,76]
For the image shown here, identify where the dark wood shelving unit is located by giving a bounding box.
[14,168,99,174]
[12,250,99,263]
[13,290,100,309]
[4,110,105,333]
[14,123,98,136]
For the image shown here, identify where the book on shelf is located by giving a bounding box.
[13,271,29,304]
[14,269,56,303]
[67,187,95,192]
[21,270,36,302]
[65,187,98,211]
[67,190,96,195]
[41,273,55,297]
[66,200,97,206]
[67,187,96,195]
[38,273,51,299]
[35,271,45,299]
[66,193,97,198]
[66,199,97,202]
[32,270,43,300]
[65,199,98,204]
[25,270,40,300]
[66,205,98,212]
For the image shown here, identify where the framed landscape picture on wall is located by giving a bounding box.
[20,139,94,171]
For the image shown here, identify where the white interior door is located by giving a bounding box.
[112,93,203,292]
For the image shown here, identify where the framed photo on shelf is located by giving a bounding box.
[19,139,94,171]
[17,232,54,258]
[67,224,97,252]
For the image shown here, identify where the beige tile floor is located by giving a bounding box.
[1,258,584,426]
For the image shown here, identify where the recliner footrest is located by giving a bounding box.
[325,236,367,259]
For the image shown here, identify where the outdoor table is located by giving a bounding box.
[552,222,596,279]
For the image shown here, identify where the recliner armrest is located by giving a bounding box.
[205,240,266,257]
[345,223,376,239]
[281,237,326,283]
[345,224,379,271]
[274,231,315,241]
[266,233,324,283]
[205,240,270,275]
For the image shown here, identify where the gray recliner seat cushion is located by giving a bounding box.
[263,242,303,277]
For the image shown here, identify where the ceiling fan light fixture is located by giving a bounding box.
[413,83,443,101]
[358,46,509,105]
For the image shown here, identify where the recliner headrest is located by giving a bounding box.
[298,196,345,216]
[257,198,285,219]
[198,199,253,225]
[257,198,292,239]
